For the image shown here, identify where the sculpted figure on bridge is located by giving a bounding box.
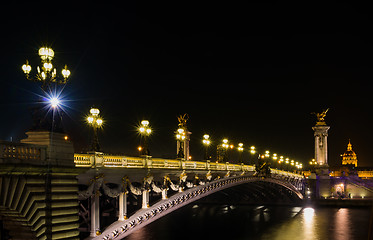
[311,108,329,126]
[177,113,189,128]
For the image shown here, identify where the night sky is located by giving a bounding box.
[1,2,373,167]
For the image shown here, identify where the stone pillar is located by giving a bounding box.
[90,193,100,237]
[312,125,330,167]
[142,190,149,208]
[184,131,192,161]
[312,123,331,199]
[118,192,127,221]
[21,131,74,167]
[162,189,168,200]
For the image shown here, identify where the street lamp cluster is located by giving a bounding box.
[138,120,152,156]
[22,47,71,89]
[86,108,103,152]
[22,47,71,132]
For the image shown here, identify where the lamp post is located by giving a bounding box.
[202,134,211,160]
[272,153,278,169]
[22,47,71,90]
[176,128,186,159]
[87,108,103,152]
[22,47,71,131]
[221,139,229,162]
[249,146,256,165]
[138,120,152,156]
[237,143,244,163]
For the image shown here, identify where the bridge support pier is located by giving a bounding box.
[162,189,168,199]
[118,192,128,221]
[90,193,100,237]
[142,190,149,208]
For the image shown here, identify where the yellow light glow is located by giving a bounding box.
[43,62,53,71]
[146,128,152,134]
[203,139,210,145]
[223,139,228,144]
[177,128,184,134]
[96,118,103,126]
[138,146,142,151]
[39,47,54,60]
[22,61,31,74]
[64,135,68,141]
[141,120,149,126]
[90,108,100,116]
[203,134,209,139]
[62,65,71,78]
[139,127,145,132]
[87,116,94,123]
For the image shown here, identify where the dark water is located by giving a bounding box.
[126,204,371,240]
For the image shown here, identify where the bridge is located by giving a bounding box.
[0,132,304,240]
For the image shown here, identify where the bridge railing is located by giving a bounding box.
[75,153,301,176]
[0,140,47,164]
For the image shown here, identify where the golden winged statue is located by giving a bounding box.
[311,108,329,125]
[177,113,189,129]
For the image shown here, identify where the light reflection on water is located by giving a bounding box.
[126,205,370,240]
[333,208,350,240]
[261,207,317,240]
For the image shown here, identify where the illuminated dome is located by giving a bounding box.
[341,140,358,167]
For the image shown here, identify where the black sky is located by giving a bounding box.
[1,2,373,166]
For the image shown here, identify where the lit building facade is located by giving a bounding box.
[341,140,358,167]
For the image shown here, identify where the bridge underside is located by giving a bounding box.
[94,175,303,240]
[0,166,82,240]
[199,180,304,205]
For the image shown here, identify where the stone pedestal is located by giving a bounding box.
[21,131,74,167]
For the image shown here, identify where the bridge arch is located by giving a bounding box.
[96,175,303,240]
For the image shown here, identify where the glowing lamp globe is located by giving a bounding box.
[50,97,60,108]
[90,108,100,116]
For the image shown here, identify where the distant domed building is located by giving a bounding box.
[341,140,358,167]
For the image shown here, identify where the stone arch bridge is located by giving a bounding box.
[0,137,304,240]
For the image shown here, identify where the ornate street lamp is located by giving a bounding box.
[176,128,186,159]
[22,47,71,132]
[237,143,244,163]
[138,120,152,156]
[86,107,103,152]
[22,47,71,89]
[175,114,191,160]
[221,139,229,162]
[202,134,211,160]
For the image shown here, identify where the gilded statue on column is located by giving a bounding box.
[311,108,329,126]
[177,113,189,129]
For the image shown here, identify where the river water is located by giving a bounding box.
[126,204,372,240]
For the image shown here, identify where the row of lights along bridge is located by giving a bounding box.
[21,47,303,172]
[84,108,303,171]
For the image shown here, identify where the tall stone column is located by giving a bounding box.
[311,109,331,198]
[142,190,149,208]
[118,192,127,221]
[312,125,330,166]
[90,193,100,237]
